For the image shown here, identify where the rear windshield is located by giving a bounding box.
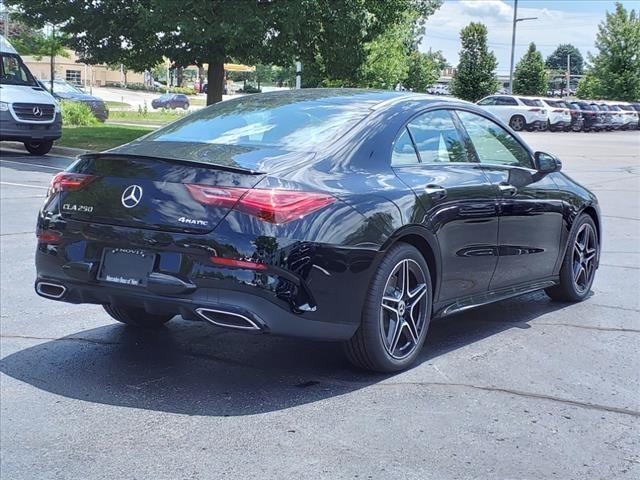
[518,98,542,107]
[145,91,375,152]
[545,100,566,108]
[0,53,37,87]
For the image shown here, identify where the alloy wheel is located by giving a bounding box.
[379,259,429,360]
[572,223,597,294]
[510,116,524,131]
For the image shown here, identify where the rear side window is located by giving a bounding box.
[495,96,518,106]
[456,111,533,169]
[392,128,419,165]
[407,110,468,164]
[518,98,542,107]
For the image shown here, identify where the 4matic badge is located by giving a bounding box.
[178,216,209,227]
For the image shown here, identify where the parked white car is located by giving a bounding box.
[610,102,638,129]
[537,98,573,131]
[476,95,547,131]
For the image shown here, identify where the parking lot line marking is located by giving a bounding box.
[0,159,64,171]
[0,182,48,190]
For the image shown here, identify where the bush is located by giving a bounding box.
[169,86,198,95]
[60,101,98,126]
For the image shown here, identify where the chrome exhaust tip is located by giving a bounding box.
[36,282,67,299]
[195,308,261,331]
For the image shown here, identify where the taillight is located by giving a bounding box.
[186,184,336,224]
[210,256,267,270]
[36,228,62,244]
[552,109,564,113]
[49,172,96,195]
[528,108,540,112]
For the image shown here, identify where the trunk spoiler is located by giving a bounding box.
[78,152,266,176]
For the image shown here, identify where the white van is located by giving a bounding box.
[0,34,62,155]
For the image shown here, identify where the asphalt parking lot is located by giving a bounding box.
[1,131,639,479]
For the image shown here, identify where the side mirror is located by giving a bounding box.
[534,151,562,174]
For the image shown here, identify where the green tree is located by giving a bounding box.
[579,2,640,101]
[449,23,498,102]
[513,43,548,96]
[545,44,584,75]
[8,0,441,104]
[404,51,442,92]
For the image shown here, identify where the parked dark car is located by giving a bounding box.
[559,101,584,132]
[590,103,615,130]
[571,101,604,132]
[151,93,190,110]
[34,90,601,372]
[630,103,640,129]
[38,80,109,121]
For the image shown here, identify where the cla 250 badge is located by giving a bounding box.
[178,216,208,226]
[63,204,93,213]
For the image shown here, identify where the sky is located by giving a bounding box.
[418,0,638,75]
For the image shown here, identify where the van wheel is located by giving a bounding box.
[103,305,174,329]
[24,140,53,155]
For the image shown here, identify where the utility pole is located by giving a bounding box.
[295,61,302,89]
[566,53,571,96]
[508,0,537,94]
[50,25,55,92]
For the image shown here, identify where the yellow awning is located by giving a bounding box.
[224,63,255,72]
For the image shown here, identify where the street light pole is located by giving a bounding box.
[508,0,537,94]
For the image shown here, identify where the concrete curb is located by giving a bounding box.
[1,142,93,158]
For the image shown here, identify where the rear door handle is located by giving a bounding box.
[425,184,447,200]
[498,182,517,197]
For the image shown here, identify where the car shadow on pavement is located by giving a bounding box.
[0,291,576,417]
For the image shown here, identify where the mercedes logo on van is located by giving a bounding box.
[32,106,43,117]
[121,185,143,209]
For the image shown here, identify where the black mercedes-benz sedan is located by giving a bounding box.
[35,89,601,372]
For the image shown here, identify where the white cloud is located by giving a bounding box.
[419,0,604,75]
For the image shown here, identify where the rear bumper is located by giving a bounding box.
[34,217,377,341]
[34,275,358,340]
[0,111,62,142]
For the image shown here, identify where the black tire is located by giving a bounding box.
[103,304,174,329]
[344,243,433,372]
[509,115,525,131]
[24,140,53,155]
[545,214,599,302]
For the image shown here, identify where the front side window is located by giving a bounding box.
[0,54,37,86]
[456,110,533,169]
[407,110,468,163]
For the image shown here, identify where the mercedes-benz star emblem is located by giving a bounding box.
[121,185,143,209]
[32,106,43,117]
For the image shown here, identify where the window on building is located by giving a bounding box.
[66,70,81,85]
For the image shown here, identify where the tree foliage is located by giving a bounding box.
[513,43,548,96]
[578,2,640,101]
[8,0,441,104]
[0,12,68,60]
[450,23,498,102]
[404,51,442,92]
[545,44,584,75]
